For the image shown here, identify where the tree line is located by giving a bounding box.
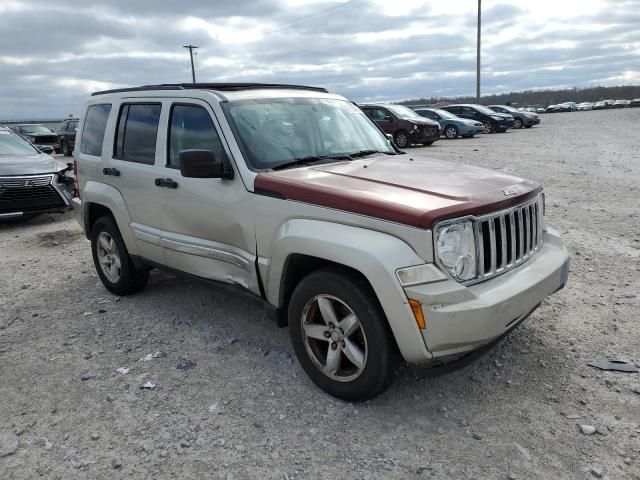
[400,85,640,107]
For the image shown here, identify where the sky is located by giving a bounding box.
[1,0,639,118]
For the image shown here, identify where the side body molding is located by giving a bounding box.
[80,180,139,256]
[262,219,432,362]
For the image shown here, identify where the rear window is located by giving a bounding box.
[80,104,111,156]
[114,103,161,164]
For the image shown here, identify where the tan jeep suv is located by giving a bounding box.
[73,83,569,401]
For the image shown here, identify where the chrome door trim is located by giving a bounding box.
[160,231,252,271]
[131,223,162,246]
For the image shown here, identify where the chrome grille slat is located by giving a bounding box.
[466,195,544,284]
[509,212,516,266]
[0,175,52,188]
[476,223,485,277]
[488,219,497,273]
[499,215,507,270]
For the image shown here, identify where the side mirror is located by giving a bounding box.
[179,149,233,179]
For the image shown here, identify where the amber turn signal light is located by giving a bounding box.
[408,299,426,330]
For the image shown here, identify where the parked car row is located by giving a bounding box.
[543,99,640,112]
[357,102,541,144]
[1,118,79,157]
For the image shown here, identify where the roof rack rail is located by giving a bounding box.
[92,83,329,96]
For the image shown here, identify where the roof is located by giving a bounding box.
[92,83,329,96]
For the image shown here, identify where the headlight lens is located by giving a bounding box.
[435,221,476,281]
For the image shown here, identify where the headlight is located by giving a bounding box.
[435,221,476,281]
[413,123,420,131]
[490,115,503,121]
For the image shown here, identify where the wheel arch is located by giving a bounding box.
[81,181,138,255]
[263,219,432,362]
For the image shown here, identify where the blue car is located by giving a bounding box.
[440,104,514,133]
[413,107,485,139]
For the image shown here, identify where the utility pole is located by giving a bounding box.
[476,0,481,104]
[183,44,198,83]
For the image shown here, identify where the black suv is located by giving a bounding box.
[359,104,440,148]
[440,104,514,134]
[56,118,79,156]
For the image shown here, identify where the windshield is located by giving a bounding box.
[385,105,421,119]
[431,109,458,119]
[18,125,52,134]
[475,105,500,115]
[0,129,39,155]
[225,98,395,169]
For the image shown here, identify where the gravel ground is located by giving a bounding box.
[1,108,639,480]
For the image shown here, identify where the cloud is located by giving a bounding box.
[0,0,638,118]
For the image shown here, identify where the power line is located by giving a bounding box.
[183,44,198,83]
[264,0,363,34]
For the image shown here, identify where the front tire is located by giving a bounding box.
[444,124,459,139]
[288,267,400,401]
[91,216,149,296]
[393,130,410,148]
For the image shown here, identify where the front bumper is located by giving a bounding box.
[404,228,569,359]
[0,174,73,218]
[523,116,540,126]
[410,127,440,143]
[459,124,485,135]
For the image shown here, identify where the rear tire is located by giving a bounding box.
[288,267,400,401]
[91,216,149,296]
[482,121,494,134]
[513,118,523,129]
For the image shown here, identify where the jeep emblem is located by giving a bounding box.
[502,187,517,196]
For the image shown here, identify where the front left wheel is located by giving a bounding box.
[91,216,149,296]
[393,130,410,148]
[288,267,400,402]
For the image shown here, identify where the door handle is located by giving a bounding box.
[155,178,178,189]
[103,167,120,176]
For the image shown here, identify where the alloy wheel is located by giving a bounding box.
[394,133,409,148]
[301,294,368,382]
[514,119,523,129]
[483,122,493,134]
[96,232,122,283]
[445,126,458,139]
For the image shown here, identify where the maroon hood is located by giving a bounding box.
[254,155,541,229]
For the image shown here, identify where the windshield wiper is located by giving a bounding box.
[271,154,351,171]
[347,149,397,158]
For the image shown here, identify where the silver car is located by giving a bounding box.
[0,126,74,220]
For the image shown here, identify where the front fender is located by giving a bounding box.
[264,219,432,362]
[81,181,138,256]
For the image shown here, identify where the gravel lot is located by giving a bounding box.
[1,108,639,480]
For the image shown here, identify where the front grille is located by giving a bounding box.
[474,195,544,282]
[33,135,58,144]
[0,175,66,214]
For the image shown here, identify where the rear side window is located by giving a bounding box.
[167,104,228,169]
[80,104,111,156]
[114,103,161,164]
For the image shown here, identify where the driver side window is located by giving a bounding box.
[167,104,228,169]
